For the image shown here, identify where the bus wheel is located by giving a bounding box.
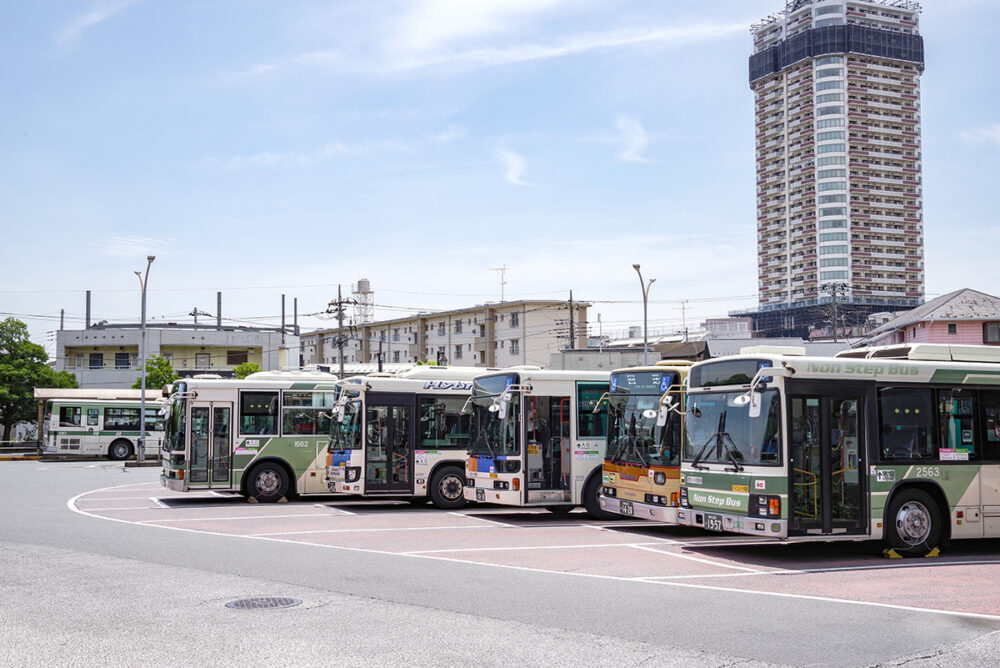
[107,440,133,461]
[583,474,618,521]
[429,466,467,510]
[884,488,941,557]
[246,463,289,503]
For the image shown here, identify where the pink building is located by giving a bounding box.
[864,289,1000,346]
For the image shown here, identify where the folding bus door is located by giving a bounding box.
[788,391,866,536]
[364,393,415,494]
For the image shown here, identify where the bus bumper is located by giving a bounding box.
[464,479,521,506]
[600,495,678,523]
[677,508,788,538]
[160,474,187,492]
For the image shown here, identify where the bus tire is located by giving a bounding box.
[107,440,133,461]
[429,465,467,510]
[884,488,941,557]
[583,474,618,521]
[246,462,289,503]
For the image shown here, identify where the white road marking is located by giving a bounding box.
[451,512,514,528]
[66,482,1000,624]
[404,541,671,555]
[138,512,336,524]
[250,525,494,537]
[315,503,355,515]
[149,497,169,508]
[628,544,766,573]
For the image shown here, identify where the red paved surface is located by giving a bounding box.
[72,482,1000,618]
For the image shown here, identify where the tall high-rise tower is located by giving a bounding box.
[743,0,925,337]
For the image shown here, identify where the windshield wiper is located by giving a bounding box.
[690,410,727,471]
[720,431,744,472]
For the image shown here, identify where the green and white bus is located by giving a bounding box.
[327,366,494,509]
[35,388,164,460]
[677,344,1000,556]
[160,370,342,501]
[464,367,612,518]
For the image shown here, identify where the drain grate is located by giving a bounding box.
[225,597,302,610]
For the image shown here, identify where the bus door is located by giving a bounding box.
[364,393,414,494]
[188,402,233,488]
[788,391,866,535]
[525,395,571,491]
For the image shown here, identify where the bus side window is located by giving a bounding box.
[980,390,1000,462]
[878,388,934,460]
[87,408,100,426]
[937,389,978,460]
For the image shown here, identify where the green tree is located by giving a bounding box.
[0,318,77,441]
[132,355,180,390]
[233,361,262,379]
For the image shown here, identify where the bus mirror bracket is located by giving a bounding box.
[734,365,793,418]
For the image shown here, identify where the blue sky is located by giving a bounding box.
[2,0,999,352]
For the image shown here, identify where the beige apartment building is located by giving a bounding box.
[301,300,589,370]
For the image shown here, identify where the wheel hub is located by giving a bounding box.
[440,475,462,500]
[257,470,279,494]
[896,501,929,544]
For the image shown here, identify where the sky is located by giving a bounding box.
[2,0,1000,355]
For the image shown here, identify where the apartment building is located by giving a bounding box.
[738,0,925,337]
[55,323,297,388]
[301,300,589,370]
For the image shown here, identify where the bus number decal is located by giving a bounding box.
[914,466,940,479]
[293,440,310,448]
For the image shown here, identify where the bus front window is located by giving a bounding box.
[469,394,520,457]
[164,397,187,453]
[683,390,781,467]
[331,400,362,450]
[607,392,680,467]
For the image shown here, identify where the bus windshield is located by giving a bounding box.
[469,374,520,457]
[165,396,187,452]
[330,398,362,450]
[683,390,781,467]
[606,392,680,467]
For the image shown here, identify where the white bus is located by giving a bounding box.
[35,388,164,460]
[677,344,1000,556]
[464,367,612,518]
[327,366,495,509]
[160,370,342,501]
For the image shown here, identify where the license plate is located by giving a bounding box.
[619,500,634,516]
[475,488,485,501]
[704,513,724,532]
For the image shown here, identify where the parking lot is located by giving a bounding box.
[72,481,1000,620]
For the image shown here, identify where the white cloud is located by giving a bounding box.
[960,123,1000,147]
[392,0,564,54]
[98,235,172,258]
[615,116,650,162]
[227,20,746,80]
[496,148,530,186]
[209,128,465,170]
[56,0,140,44]
[390,22,747,72]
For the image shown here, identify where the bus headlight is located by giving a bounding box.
[749,493,780,518]
[679,487,689,508]
[345,467,361,483]
[653,471,666,485]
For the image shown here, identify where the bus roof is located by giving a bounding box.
[33,388,161,401]
[836,343,1000,363]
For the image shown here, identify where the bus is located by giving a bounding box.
[598,361,691,521]
[160,370,342,501]
[35,388,164,460]
[464,367,612,518]
[326,366,495,509]
[676,343,1000,556]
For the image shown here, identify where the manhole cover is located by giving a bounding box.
[225,597,302,610]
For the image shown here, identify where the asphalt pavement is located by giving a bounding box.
[2,461,999,667]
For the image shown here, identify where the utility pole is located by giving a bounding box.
[490,265,508,302]
[824,281,848,342]
[326,285,354,378]
[189,307,212,324]
[377,339,383,372]
[568,290,575,350]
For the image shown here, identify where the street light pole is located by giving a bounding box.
[632,264,656,366]
[135,256,155,463]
